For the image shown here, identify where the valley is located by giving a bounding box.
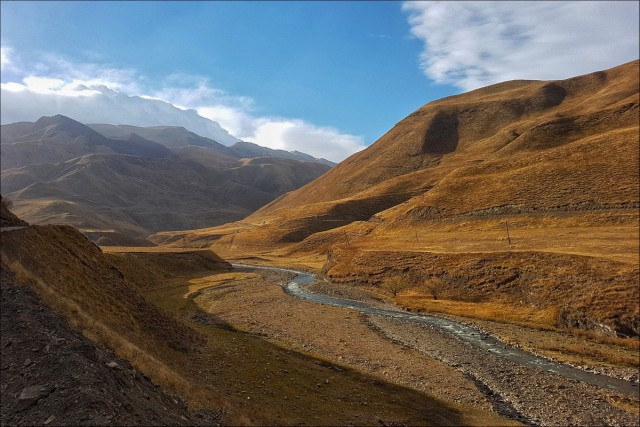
[2,59,639,426]
[99,245,640,424]
[155,60,640,341]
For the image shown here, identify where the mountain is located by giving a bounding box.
[1,115,172,169]
[88,123,237,156]
[156,60,639,337]
[1,84,239,145]
[229,141,335,166]
[1,115,332,244]
[88,123,335,166]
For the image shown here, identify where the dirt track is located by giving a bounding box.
[195,267,639,426]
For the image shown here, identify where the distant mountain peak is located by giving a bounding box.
[1,84,240,146]
[29,114,108,142]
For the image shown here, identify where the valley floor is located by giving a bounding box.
[188,265,639,426]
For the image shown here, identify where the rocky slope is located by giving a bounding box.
[1,273,220,426]
[1,195,27,227]
[0,198,229,424]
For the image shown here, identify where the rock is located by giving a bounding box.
[106,361,119,369]
[23,358,32,367]
[43,415,55,425]
[19,385,47,400]
[16,385,49,411]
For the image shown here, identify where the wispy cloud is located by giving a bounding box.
[0,46,365,162]
[0,46,11,71]
[403,1,640,91]
[366,33,391,39]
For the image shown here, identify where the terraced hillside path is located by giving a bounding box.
[232,263,640,426]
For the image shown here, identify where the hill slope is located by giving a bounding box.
[0,195,27,227]
[188,60,638,245]
[160,60,639,337]
[1,274,220,426]
[1,116,332,243]
[0,197,232,423]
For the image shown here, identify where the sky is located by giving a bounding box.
[1,1,638,162]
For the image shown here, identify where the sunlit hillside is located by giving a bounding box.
[153,60,639,337]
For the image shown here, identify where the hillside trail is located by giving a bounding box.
[233,263,640,426]
[0,226,27,232]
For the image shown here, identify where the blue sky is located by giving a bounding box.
[1,1,639,161]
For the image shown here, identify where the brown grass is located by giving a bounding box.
[146,62,639,348]
[140,266,518,426]
[397,295,561,330]
[2,225,517,425]
[394,291,639,368]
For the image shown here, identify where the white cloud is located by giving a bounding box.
[403,1,640,91]
[0,83,239,145]
[8,76,102,97]
[197,107,365,162]
[0,46,11,71]
[0,46,365,162]
[257,119,365,162]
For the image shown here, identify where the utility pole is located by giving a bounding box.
[344,231,351,248]
[505,221,512,248]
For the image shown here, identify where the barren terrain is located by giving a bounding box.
[1,272,221,426]
[181,265,639,426]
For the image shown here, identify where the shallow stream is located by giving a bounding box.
[232,263,639,397]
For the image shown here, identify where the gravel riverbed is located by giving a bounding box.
[200,267,639,426]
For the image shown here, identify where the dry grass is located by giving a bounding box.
[142,266,518,426]
[152,61,639,257]
[322,246,639,338]
[2,225,516,425]
[394,291,639,368]
[146,63,639,348]
[397,294,561,330]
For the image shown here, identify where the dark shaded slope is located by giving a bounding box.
[1,273,220,426]
[1,195,27,227]
[1,115,171,170]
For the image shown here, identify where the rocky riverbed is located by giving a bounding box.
[199,267,639,426]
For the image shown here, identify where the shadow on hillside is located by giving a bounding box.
[422,111,459,154]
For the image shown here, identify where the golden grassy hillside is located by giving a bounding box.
[152,60,639,338]
[154,60,637,248]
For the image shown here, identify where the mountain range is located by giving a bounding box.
[1,115,333,245]
[1,84,239,145]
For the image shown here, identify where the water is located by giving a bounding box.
[232,263,640,397]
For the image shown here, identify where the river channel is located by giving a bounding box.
[232,263,639,398]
